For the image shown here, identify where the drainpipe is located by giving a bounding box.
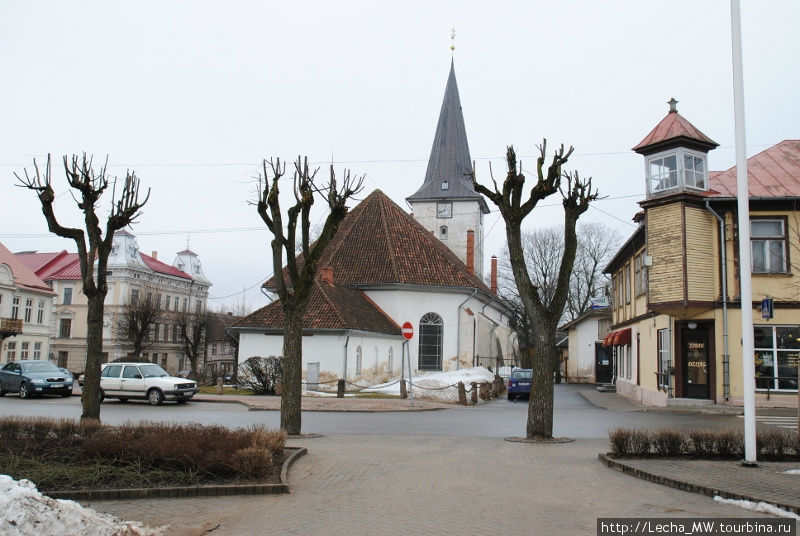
[343,330,351,380]
[706,200,730,400]
[456,288,478,371]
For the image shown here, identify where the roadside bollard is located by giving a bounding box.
[216,377,223,395]
[480,381,491,401]
[470,382,478,404]
[492,375,501,398]
[400,379,408,399]
[337,379,345,398]
[457,381,467,405]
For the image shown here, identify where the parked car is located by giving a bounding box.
[99,362,199,405]
[0,360,74,398]
[507,368,533,400]
[78,373,85,387]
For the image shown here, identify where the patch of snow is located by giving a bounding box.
[361,367,497,403]
[783,469,800,475]
[713,495,800,520]
[0,475,165,536]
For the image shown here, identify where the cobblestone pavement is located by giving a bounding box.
[195,394,453,412]
[87,436,791,536]
[605,457,800,513]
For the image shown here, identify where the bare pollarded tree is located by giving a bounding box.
[177,309,212,380]
[116,287,164,361]
[17,154,149,421]
[256,157,364,435]
[473,143,598,439]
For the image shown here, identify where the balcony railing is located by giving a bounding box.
[0,317,23,337]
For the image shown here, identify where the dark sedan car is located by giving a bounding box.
[0,360,74,398]
[507,368,533,400]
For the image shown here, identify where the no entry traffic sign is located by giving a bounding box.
[401,321,414,340]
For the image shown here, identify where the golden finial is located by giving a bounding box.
[450,28,456,53]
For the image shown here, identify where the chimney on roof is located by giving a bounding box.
[466,230,475,276]
[151,251,158,260]
[320,266,334,285]
[490,256,498,294]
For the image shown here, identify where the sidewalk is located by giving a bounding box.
[194,393,453,412]
[580,388,745,415]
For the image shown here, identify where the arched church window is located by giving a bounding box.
[419,313,443,371]
[439,226,448,239]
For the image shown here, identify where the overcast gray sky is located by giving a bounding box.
[1,0,797,312]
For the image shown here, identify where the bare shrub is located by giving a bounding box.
[713,429,743,459]
[608,428,631,457]
[232,447,273,479]
[651,429,684,457]
[758,428,795,460]
[237,356,283,395]
[628,429,651,456]
[688,430,716,458]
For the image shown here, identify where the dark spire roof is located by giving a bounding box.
[407,60,489,213]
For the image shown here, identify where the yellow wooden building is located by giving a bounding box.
[604,99,799,407]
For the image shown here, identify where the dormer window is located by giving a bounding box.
[646,149,707,197]
[441,180,449,190]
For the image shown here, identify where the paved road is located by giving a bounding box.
[0,384,772,438]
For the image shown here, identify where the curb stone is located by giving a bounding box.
[43,447,307,501]
[598,453,800,515]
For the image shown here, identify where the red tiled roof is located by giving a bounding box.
[140,253,192,280]
[633,111,718,153]
[705,140,800,198]
[267,190,491,292]
[17,251,83,281]
[0,242,55,294]
[236,281,401,335]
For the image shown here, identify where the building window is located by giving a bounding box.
[634,253,647,296]
[617,346,625,379]
[63,287,73,305]
[166,295,171,311]
[59,318,72,338]
[683,153,706,189]
[183,298,187,312]
[130,289,139,304]
[751,219,787,274]
[20,342,29,359]
[754,325,798,391]
[355,346,362,375]
[616,271,624,309]
[624,263,631,304]
[151,353,158,364]
[24,299,33,323]
[6,341,16,361]
[33,342,41,360]
[626,346,632,380]
[648,154,678,192]
[11,297,19,319]
[657,329,671,392]
[211,344,217,356]
[156,294,162,308]
[57,351,68,368]
[436,202,452,219]
[174,297,179,311]
[439,225,448,239]
[441,180,449,190]
[37,300,45,324]
[387,347,393,375]
[172,324,178,343]
[418,312,443,371]
[196,300,202,314]
[153,323,160,341]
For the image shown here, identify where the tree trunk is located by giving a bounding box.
[281,307,304,435]
[527,319,559,439]
[81,294,105,421]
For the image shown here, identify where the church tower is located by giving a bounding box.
[407,59,489,279]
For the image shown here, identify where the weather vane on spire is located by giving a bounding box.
[450,28,456,55]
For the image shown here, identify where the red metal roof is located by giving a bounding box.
[633,111,718,153]
[17,251,83,281]
[0,242,55,294]
[705,140,800,198]
[140,253,192,280]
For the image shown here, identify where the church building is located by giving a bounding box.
[234,61,517,385]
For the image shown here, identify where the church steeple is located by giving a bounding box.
[407,60,488,213]
[407,59,489,280]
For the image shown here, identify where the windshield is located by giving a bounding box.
[512,370,532,380]
[138,364,170,378]
[23,362,60,373]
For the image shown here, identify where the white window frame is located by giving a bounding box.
[657,328,671,392]
[754,325,798,392]
[751,218,787,274]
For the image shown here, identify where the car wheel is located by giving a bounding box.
[0,386,5,397]
[147,389,164,406]
[19,383,32,399]
[507,394,515,401]
[98,389,105,404]
[175,398,188,404]
[61,391,72,398]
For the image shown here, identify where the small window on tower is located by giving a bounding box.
[441,180,449,190]
[440,225,448,239]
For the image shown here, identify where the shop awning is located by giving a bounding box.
[603,328,632,347]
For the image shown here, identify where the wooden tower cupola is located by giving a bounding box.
[633,98,719,199]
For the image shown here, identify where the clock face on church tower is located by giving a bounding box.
[436,202,452,219]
